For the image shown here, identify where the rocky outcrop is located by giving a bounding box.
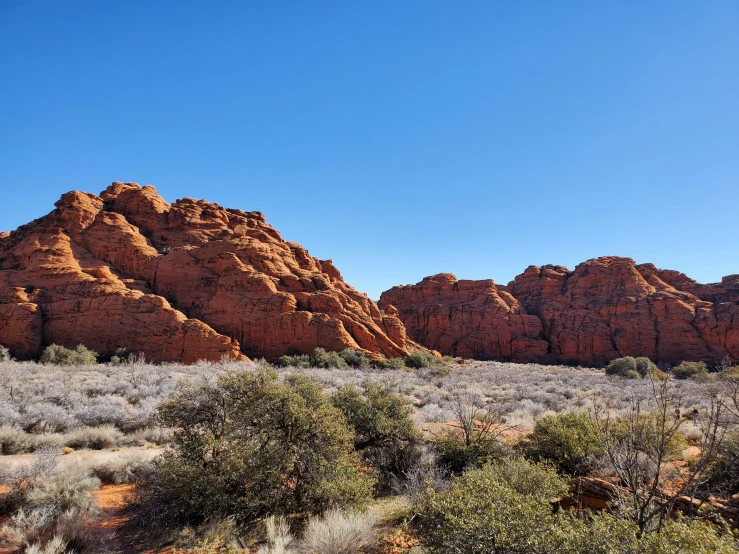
[381,257,739,365]
[0,183,411,363]
[378,274,548,362]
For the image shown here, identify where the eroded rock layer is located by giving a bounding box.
[0,183,411,362]
[380,257,739,365]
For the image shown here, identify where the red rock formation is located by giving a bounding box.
[511,257,739,365]
[381,257,739,365]
[0,183,411,363]
[379,274,549,362]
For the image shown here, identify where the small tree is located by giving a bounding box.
[130,369,374,534]
[332,380,420,489]
[590,379,731,536]
[435,392,509,472]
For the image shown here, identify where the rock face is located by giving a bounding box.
[0,183,411,363]
[380,257,739,365]
[378,274,548,362]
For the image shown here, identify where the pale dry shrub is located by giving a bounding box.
[0,424,36,454]
[90,452,154,484]
[0,448,101,552]
[258,516,295,554]
[64,424,122,450]
[300,509,378,554]
[25,535,69,554]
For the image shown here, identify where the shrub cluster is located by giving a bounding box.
[0,448,104,553]
[40,344,98,366]
[131,368,376,537]
[415,458,737,554]
[520,411,601,476]
[672,360,709,380]
[277,347,372,369]
[604,356,666,380]
[332,380,421,490]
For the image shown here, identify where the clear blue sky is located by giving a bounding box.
[1,1,737,299]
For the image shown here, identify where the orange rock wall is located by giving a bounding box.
[0,183,411,363]
[380,257,739,365]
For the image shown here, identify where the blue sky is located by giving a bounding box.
[1,1,737,299]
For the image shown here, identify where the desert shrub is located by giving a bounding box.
[311,347,349,369]
[40,344,98,366]
[390,443,450,504]
[415,459,568,554]
[554,511,738,554]
[404,351,432,369]
[634,357,667,379]
[276,353,311,368]
[705,430,739,497]
[672,361,709,380]
[435,433,505,474]
[0,425,36,455]
[109,347,134,365]
[521,411,601,475]
[0,448,101,552]
[332,380,420,490]
[338,349,369,368]
[258,515,295,554]
[300,508,377,554]
[90,453,154,484]
[64,425,123,450]
[605,356,640,379]
[372,357,406,370]
[0,344,10,362]
[131,368,375,535]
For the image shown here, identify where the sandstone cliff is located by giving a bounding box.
[0,183,411,362]
[380,257,739,365]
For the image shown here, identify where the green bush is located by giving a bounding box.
[415,458,737,554]
[405,351,435,369]
[332,380,420,489]
[338,349,369,368]
[311,347,349,369]
[132,368,374,533]
[40,344,98,366]
[605,356,640,379]
[372,357,406,370]
[109,347,134,365]
[672,361,708,380]
[276,353,311,368]
[705,430,739,497]
[521,411,601,476]
[416,459,568,554]
[435,433,505,474]
[554,511,738,554]
[634,357,667,379]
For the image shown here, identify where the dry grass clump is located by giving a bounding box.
[0,448,108,553]
[300,509,378,554]
[88,451,154,484]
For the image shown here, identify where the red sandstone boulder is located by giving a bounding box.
[0,182,411,363]
[379,273,549,362]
